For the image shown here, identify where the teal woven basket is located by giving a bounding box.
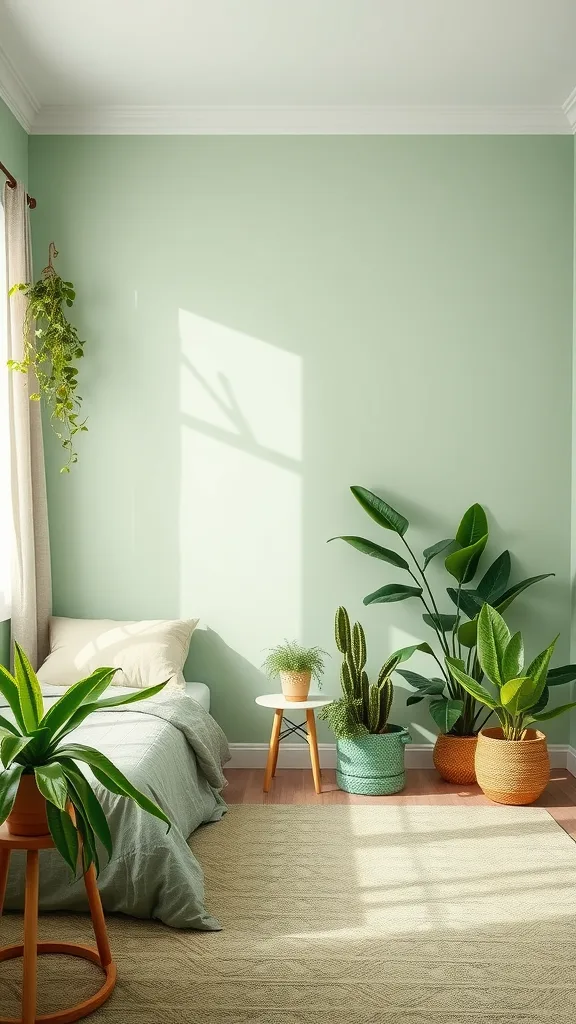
[336,726,411,795]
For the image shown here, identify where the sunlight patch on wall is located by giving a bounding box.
[179,309,302,665]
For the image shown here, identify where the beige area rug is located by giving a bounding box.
[1,804,576,1023]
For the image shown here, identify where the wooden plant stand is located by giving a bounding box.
[0,824,116,1024]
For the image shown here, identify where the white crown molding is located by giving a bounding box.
[0,43,39,134]
[562,86,576,134]
[228,742,571,771]
[30,103,572,135]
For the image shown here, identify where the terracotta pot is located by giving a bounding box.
[433,734,478,784]
[475,727,550,805]
[280,670,311,702]
[7,774,50,836]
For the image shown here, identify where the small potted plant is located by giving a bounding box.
[447,604,576,804]
[319,607,411,795]
[262,640,328,702]
[0,642,170,862]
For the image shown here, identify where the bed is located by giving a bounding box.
[1,683,230,930]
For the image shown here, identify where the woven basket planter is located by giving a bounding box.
[475,727,550,805]
[336,726,411,795]
[280,670,311,702]
[433,734,478,785]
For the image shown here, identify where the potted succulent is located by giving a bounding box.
[446,604,576,804]
[0,642,169,867]
[319,607,411,795]
[330,488,576,784]
[262,640,328,702]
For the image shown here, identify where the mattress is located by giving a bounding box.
[185,680,210,712]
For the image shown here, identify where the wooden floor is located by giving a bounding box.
[225,767,576,839]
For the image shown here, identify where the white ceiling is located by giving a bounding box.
[1,0,576,134]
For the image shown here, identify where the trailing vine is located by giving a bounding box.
[8,243,87,472]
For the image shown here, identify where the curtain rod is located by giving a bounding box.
[0,159,36,209]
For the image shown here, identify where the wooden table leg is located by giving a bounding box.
[263,709,283,793]
[84,863,112,968]
[0,849,10,916]
[22,849,39,1024]
[306,709,322,794]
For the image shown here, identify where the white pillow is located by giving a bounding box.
[37,617,199,691]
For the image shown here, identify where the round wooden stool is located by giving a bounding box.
[0,824,116,1024]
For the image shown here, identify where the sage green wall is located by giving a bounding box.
[29,135,574,743]
[0,96,27,668]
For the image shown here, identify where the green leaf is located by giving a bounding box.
[445,656,499,709]
[363,583,422,605]
[446,588,484,620]
[13,642,43,730]
[350,486,409,536]
[0,664,26,732]
[476,551,511,603]
[406,691,426,706]
[41,666,119,736]
[46,802,79,875]
[444,504,488,584]
[397,669,438,690]
[524,635,558,708]
[56,681,168,741]
[423,538,457,569]
[388,642,435,665]
[68,796,99,875]
[532,701,576,722]
[60,760,113,859]
[328,536,409,569]
[423,612,457,631]
[500,677,534,716]
[501,632,524,683]
[0,713,20,738]
[34,764,68,810]
[0,763,24,824]
[457,616,478,648]
[495,574,554,614]
[477,604,511,687]
[54,744,171,831]
[547,665,576,687]
[429,698,464,734]
[1,734,32,768]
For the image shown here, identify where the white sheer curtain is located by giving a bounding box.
[4,181,51,668]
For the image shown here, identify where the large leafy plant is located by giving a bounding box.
[447,604,576,740]
[330,487,576,736]
[0,642,169,874]
[8,243,87,472]
[319,607,399,739]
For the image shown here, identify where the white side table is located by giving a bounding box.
[255,694,334,795]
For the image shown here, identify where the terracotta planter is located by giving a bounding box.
[433,734,478,784]
[7,774,50,836]
[475,727,550,805]
[280,670,311,702]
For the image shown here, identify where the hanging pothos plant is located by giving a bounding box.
[8,243,87,472]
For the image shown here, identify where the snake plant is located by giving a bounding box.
[329,488,576,736]
[319,607,398,739]
[0,642,170,874]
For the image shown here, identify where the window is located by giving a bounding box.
[0,194,11,620]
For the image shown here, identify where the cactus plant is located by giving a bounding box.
[319,607,399,739]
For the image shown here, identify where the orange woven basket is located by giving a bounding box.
[475,727,550,805]
[433,734,478,784]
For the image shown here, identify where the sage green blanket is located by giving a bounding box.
[1,686,230,929]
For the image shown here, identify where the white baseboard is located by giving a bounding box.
[228,742,573,771]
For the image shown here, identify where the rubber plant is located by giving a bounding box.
[8,243,87,472]
[0,642,170,874]
[329,488,576,737]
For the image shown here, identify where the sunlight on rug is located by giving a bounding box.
[1,804,576,1022]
